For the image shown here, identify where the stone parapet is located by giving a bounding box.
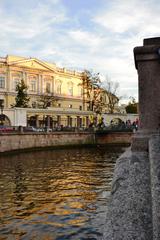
[134,45,159,69]
[131,130,158,152]
[149,135,160,240]
[134,37,160,131]
[0,132,95,153]
[131,134,149,152]
[103,148,152,239]
[96,132,132,145]
[103,134,160,239]
[103,37,160,239]
[0,132,132,153]
[134,37,160,69]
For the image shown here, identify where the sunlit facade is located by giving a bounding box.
[0,55,94,128]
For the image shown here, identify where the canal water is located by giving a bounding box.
[0,146,126,240]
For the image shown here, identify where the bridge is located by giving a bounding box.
[102,112,138,126]
[103,37,160,239]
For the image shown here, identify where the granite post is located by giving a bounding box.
[132,37,160,151]
[103,38,160,239]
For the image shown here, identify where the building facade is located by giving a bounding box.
[0,55,96,128]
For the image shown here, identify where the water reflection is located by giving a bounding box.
[0,146,125,239]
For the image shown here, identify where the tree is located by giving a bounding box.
[82,70,103,113]
[103,78,120,113]
[38,89,58,109]
[12,79,30,108]
[125,97,138,113]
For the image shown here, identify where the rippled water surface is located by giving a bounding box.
[0,146,125,240]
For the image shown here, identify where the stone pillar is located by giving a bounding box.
[52,76,54,94]
[25,72,28,88]
[132,37,160,152]
[37,75,40,94]
[41,75,43,93]
[134,37,160,132]
[22,71,25,82]
[47,115,50,128]
[36,115,39,128]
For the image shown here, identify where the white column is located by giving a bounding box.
[25,72,28,88]
[40,75,43,93]
[52,76,54,94]
[22,71,27,87]
[37,74,40,94]
[6,67,11,92]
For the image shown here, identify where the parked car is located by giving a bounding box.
[43,127,52,132]
[0,125,14,132]
[24,126,40,132]
[37,128,45,132]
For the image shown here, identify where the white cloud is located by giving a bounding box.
[0,1,67,39]
[87,0,160,100]
[1,0,160,102]
[94,0,160,35]
[69,30,103,48]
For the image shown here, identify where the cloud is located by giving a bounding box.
[1,0,160,103]
[0,0,67,40]
[89,0,160,101]
[93,0,160,35]
[69,30,103,48]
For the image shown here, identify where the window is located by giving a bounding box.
[78,85,83,97]
[79,105,82,110]
[30,80,36,92]
[57,103,61,107]
[69,104,72,108]
[12,73,22,90]
[68,82,73,96]
[56,80,62,94]
[14,78,20,90]
[67,116,72,127]
[29,75,37,92]
[46,82,51,93]
[57,115,61,125]
[0,75,5,89]
[32,101,37,108]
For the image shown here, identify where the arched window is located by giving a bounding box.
[68,82,73,96]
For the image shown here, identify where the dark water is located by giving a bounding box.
[0,146,125,240]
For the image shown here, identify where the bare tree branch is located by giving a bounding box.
[38,90,58,109]
[102,77,121,113]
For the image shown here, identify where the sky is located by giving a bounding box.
[0,0,160,103]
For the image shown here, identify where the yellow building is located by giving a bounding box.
[0,55,119,128]
[0,55,97,128]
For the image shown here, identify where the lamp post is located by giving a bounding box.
[0,99,5,126]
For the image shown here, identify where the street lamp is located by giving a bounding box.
[0,99,5,126]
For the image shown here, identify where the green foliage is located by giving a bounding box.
[125,97,138,113]
[12,79,30,108]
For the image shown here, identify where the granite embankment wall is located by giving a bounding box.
[96,132,133,145]
[0,132,132,153]
[103,134,160,240]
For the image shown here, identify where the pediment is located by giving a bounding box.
[8,58,56,72]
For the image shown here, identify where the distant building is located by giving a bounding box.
[0,55,119,128]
